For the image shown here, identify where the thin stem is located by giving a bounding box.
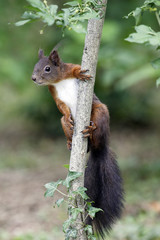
[56,189,81,208]
[43,0,50,13]
[84,213,89,222]
[56,188,68,197]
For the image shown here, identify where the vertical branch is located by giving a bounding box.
[68,1,108,239]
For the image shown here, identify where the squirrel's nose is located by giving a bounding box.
[32,75,36,82]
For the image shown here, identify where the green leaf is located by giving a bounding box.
[72,187,89,200]
[15,19,31,26]
[55,198,64,207]
[63,218,74,232]
[44,179,63,197]
[84,225,97,240]
[72,11,99,21]
[87,206,103,219]
[22,11,39,19]
[64,1,79,6]
[63,171,83,188]
[156,77,160,87]
[37,12,55,26]
[56,20,63,26]
[25,5,41,12]
[49,5,58,15]
[62,8,70,26]
[84,225,93,235]
[66,228,77,238]
[155,0,160,6]
[151,57,160,69]
[125,25,160,47]
[82,11,99,20]
[134,8,142,25]
[70,207,83,220]
[71,23,86,33]
[26,0,45,11]
[63,164,69,169]
[86,201,94,207]
[44,15,55,26]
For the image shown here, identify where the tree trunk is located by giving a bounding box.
[69,1,108,239]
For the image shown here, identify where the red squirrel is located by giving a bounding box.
[32,49,124,238]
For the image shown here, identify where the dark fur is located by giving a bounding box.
[84,95,124,238]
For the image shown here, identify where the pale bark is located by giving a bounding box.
[69,1,108,239]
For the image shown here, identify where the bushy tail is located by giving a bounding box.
[84,145,124,238]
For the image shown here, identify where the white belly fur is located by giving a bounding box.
[53,78,78,119]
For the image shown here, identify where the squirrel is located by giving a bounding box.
[32,48,124,238]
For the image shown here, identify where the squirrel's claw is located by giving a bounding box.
[69,114,74,124]
[79,69,92,81]
[67,140,72,151]
[65,114,74,130]
[81,122,97,139]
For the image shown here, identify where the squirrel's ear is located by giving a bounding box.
[38,49,44,59]
[49,50,60,66]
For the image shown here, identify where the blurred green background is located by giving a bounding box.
[0,0,160,239]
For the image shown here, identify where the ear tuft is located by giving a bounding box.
[49,50,60,66]
[38,49,44,59]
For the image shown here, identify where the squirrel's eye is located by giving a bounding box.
[45,66,51,72]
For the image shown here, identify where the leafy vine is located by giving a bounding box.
[44,170,102,240]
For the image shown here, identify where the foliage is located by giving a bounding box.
[44,171,102,240]
[125,0,160,25]
[125,0,160,86]
[126,25,160,47]
[15,0,105,34]
[1,0,160,132]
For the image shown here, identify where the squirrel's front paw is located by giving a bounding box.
[79,69,92,81]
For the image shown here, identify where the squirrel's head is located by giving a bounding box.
[32,49,62,85]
